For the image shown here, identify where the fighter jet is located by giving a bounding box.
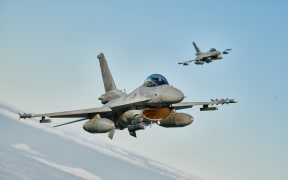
[19,53,238,139]
[178,42,232,65]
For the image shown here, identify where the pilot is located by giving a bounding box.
[144,80,155,87]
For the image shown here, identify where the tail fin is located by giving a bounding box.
[97,53,117,92]
[192,42,201,55]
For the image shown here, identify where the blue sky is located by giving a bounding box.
[1,1,288,180]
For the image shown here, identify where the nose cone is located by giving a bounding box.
[217,55,223,59]
[160,86,184,103]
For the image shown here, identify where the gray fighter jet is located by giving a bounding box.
[19,53,238,139]
[178,42,232,65]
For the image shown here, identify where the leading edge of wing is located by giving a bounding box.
[172,102,194,110]
[31,106,112,118]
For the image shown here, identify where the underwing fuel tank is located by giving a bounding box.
[83,118,115,133]
[195,61,204,65]
[158,111,193,127]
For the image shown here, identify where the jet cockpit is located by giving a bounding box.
[209,48,217,52]
[144,74,169,87]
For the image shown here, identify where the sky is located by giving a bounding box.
[1,1,288,180]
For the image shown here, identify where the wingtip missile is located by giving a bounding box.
[228,99,238,103]
[210,98,238,105]
[220,98,239,104]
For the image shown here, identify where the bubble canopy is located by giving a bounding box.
[144,74,169,87]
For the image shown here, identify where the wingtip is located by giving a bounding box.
[18,113,34,119]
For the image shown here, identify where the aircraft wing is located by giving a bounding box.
[19,98,152,119]
[19,106,112,119]
[172,98,238,111]
[178,59,196,65]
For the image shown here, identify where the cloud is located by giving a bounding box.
[11,143,101,180]
[148,160,205,180]
[0,108,19,120]
[11,143,41,156]
[1,105,148,167]
[0,101,23,114]
[61,133,147,168]
[32,156,101,180]
[2,102,198,180]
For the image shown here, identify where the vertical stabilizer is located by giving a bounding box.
[192,42,201,55]
[97,53,117,92]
